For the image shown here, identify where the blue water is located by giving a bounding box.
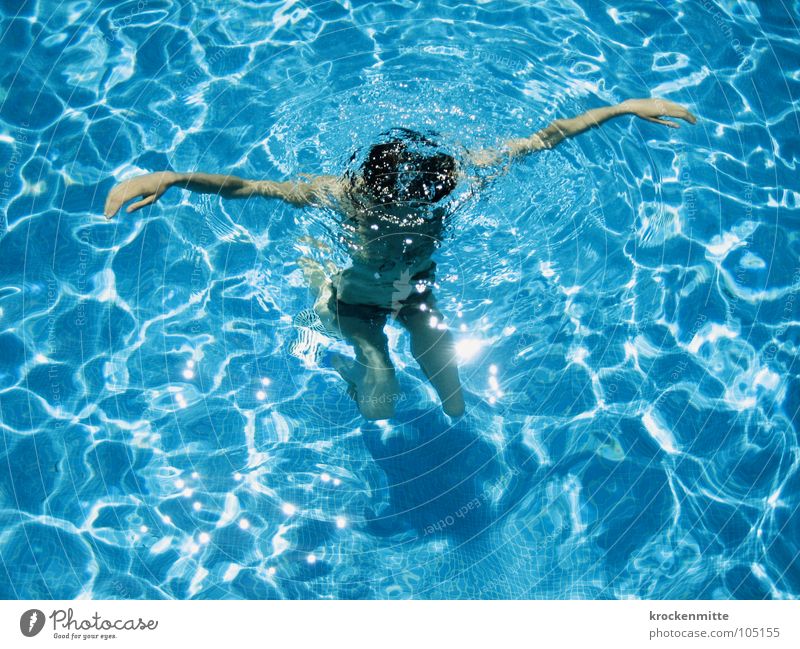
[1,0,799,600]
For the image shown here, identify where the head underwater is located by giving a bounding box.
[353,128,458,206]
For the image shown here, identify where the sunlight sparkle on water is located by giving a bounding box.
[456,338,485,362]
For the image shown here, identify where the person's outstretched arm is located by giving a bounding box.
[470,98,696,166]
[103,171,341,218]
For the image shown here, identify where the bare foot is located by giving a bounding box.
[329,352,399,420]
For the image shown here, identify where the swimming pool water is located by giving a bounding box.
[1,0,799,599]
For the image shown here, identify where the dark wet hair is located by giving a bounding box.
[357,128,458,205]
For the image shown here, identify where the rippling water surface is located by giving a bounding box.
[1,0,799,599]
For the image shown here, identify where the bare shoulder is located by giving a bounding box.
[464,133,544,169]
[257,174,346,207]
[314,174,349,199]
[300,174,348,207]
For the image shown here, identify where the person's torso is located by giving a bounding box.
[334,199,445,307]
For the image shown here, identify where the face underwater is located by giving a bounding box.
[358,127,458,205]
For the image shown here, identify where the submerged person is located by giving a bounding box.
[104,97,696,420]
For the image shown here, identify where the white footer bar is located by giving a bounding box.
[1,600,798,648]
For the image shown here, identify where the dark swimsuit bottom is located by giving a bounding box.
[329,261,437,323]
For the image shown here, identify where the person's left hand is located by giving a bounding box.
[620,98,697,128]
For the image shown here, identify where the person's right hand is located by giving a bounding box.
[104,171,178,219]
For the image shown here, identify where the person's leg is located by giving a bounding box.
[298,256,343,338]
[298,256,399,418]
[331,307,400,420]
[396,296,465,417]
